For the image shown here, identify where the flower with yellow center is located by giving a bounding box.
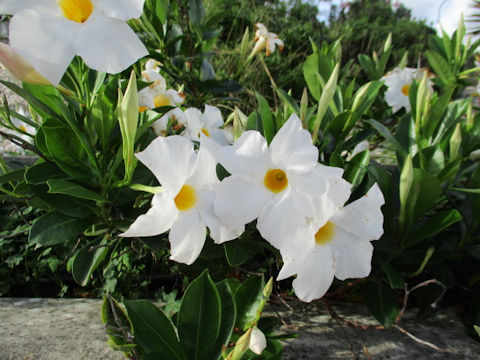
[381,67,434,113]
[211,114,344,244]
[276,182,385,302]
[0,0,148,85]
[250,23,284,57]
[121,135,243,265]
[183,105,233,145]
[138,59,185,113]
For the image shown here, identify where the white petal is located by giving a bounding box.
[310,176,352,228]
[136,136,196,195]
[168,210,206,265]
[249,327,267,355]
[269,114,318,174]
[331,227,374,280]
[203,104,224,129]
[257,191,307,250]
[276,226,315,281]
[291,245,335,302]
[214,176,270,229]
[197,189,244,244]
[94,0,145,20]
[165,89,185,106]
[187,145,218,190]
[331,183,384,241]
[9,10,77,85]
[75,12,147,74]
[209,129,233,146]
[0,0,58,14]
[217,131,269,179]
[121,192,178,237]
[183,107,204,140]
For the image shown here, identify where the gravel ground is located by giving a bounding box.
[0,297,479,360]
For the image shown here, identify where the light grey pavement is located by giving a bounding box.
[1,297,479,360]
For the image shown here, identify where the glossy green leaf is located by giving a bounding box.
[364,282,400,328]
[188,0,205,25]
[0,168,25,184]
[275,88,300,114]
[25,162,68,184]
[235,276,264,329]
[399,154,413,229]
[177,269,221,360]
[312,63,339,140]
[409,209,462,247]
[380,261,404,290]
[256,93,275,144]
[101,296,136,354]
[366,119,407,158]
[224,240,250,266]
[351,81,383,120]
[47,179,108,202]
[72,238,110,286]
[425,50,456,86]
[344,150,370,188]
[212,280,236,359]
[29,211,92,246]
[125,300,184,359]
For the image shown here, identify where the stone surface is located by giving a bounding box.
[1,297,479,359]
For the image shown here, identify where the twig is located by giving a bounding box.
[0,129,46,160]
[394,325,450,353]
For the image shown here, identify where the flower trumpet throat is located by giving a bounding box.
[59,0,93,23]
[264,169,288,193]
[315,221,335,245]
[174,185,197,211]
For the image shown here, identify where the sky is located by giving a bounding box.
[317,0,475,36]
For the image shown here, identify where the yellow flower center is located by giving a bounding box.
[314,221,335,245]
[201,128,210,137]
[401,84,410,96]
[153,94,172,108]
[58,0,93,23]
[264,169,288,194]
[174,185,196,211]
[19,125,27,132]
[138,106,148,113]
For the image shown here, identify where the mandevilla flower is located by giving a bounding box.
[183,105,233,145]
[276,182,385,302]
[250,23,284,57]
[121,136,242,265]
[138,59,184,112]
[381,67,433,112]
[0,0,148,85]
[0,43,50,85]
[212,114,343,243]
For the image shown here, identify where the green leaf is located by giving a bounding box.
[364,282,400,328]
[101,296,135,354]
[25,162,68,184]
[425,50,456,86]
[399,154,414,229]
[344,150,370,188]
[366,119,407,158]
[235,276,264,329]
[72,237,110,286]
[418,145,445,175]
[188,0,205,25]
[255,93,275,144]
[0,168,25,184]
[47,179,108,202]
[275,88,300,114]
[358,54,378,80]
[312,63,339,141]
[177,269,221,360]
[224,240,250,266]
[29,211,92,246]
[409,210,462,247]
[212,280,236,359]
[380,261,404,290]
[411,169,442,220]
[350,81,383,121]
[124,300,184,359]
[156,0,170,23]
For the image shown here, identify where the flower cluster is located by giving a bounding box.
[122,114,385,302]
[381,67,434,112]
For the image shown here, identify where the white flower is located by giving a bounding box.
[381,67,433,112]
[0,43,50,85]
[249,327,267,355]
[151,108,187,137]
[139,59,185,112]
[121,136,242,265]
[0,0,148,85]
[277,183,385,302]
[183,105,233,145]
[250,23,284,57]
[213,114,344,244]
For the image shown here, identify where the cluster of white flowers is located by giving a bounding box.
[122,113,385,302]
[251,23,284,57]
[381,67,434,112]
